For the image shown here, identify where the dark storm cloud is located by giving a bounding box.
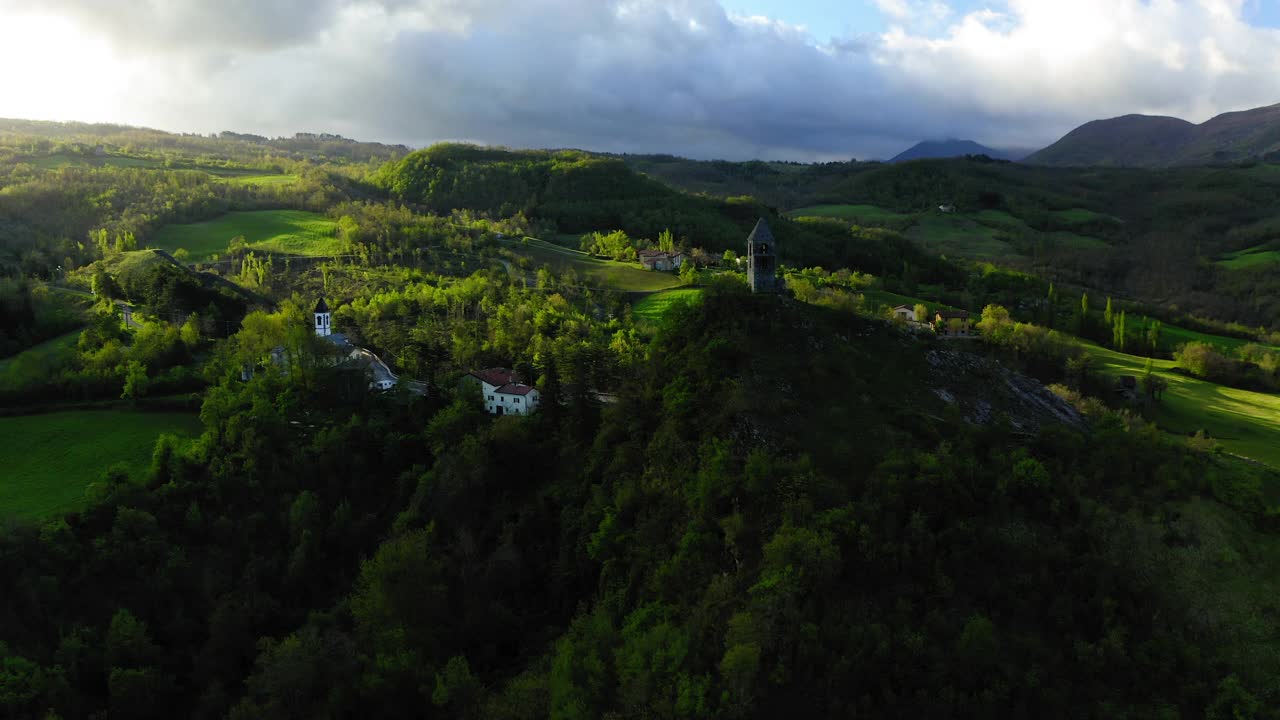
[8,0,1280,160]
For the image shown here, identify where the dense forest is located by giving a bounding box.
[3,284,1277,718]
[2,123,1280,718]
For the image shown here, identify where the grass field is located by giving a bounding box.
[151,210,340,261]
[633,288,702,321]
[1081,340,1280,468]
[220,174,300,186]
[0,410,202,520]
[26,152,293,186]
[1052,208,1120,224]
[1121,315,1280,356]
[907,215,1013,258]
[29,153,162,170]
[1219,245,1280,270]
[786,204,915,223]
[1048,231,1110,251]
[972,209,1032,230]
[508,238,683,293]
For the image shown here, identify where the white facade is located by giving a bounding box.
[479,379,540,416]
[315,310,332,337]
[893,305,918,322]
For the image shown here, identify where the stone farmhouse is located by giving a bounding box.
[638,249,685,272]
[935,309,974,338]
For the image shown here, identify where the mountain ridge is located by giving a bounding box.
[890,138,1031,163]
[1028,103,1280,167]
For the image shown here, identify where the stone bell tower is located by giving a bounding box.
[746,218,781,294]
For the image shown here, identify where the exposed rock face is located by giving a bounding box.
[926,348,1085,431]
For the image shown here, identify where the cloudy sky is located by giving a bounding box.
[1,0,1280,160]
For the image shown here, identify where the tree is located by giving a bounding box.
[1112,311,1127,351]
[914,304,928,324]
[977,304,1014,345]
[1147,319,1162,353]
[180,313,201,348]
[658,228,675,253]
[722,249,738,267]
[92,267,121,301]
[1104,296,1114,327]
[121,361,149,403]
[679,259,698,285]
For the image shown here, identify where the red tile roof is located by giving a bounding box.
[496,383,536,396]
[470,367,521,387]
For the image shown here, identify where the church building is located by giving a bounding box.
[314,298,333,337]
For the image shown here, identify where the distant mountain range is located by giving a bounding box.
[1028,103,1280,167]
[890,139,1032,163]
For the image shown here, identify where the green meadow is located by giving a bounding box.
[0,410,202,520]
[907,214,1013,257]
[151,210,340,261]
[1052,208,1121,224]
[786,204,915,223]
[1048,231,1110,251]
[632,288,702,321]
[1081,340,1280,468]
[1123,315,1280,356]
[220,174,300,187]
[509,237,683,293]
[1219,245,1280,270]
[29,153,161,170]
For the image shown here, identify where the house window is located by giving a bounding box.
[515,398,521,403]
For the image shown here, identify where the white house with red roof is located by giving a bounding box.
[469,367,541,416]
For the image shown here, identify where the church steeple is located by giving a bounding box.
[314,297,332,337]
[746,218,780,294]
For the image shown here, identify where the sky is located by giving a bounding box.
[2,0,1280,161]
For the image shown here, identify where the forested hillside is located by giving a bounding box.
[1,124,1280,719]
[2,284,1276,718]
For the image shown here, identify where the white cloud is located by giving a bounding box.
[2,0,1280,160]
